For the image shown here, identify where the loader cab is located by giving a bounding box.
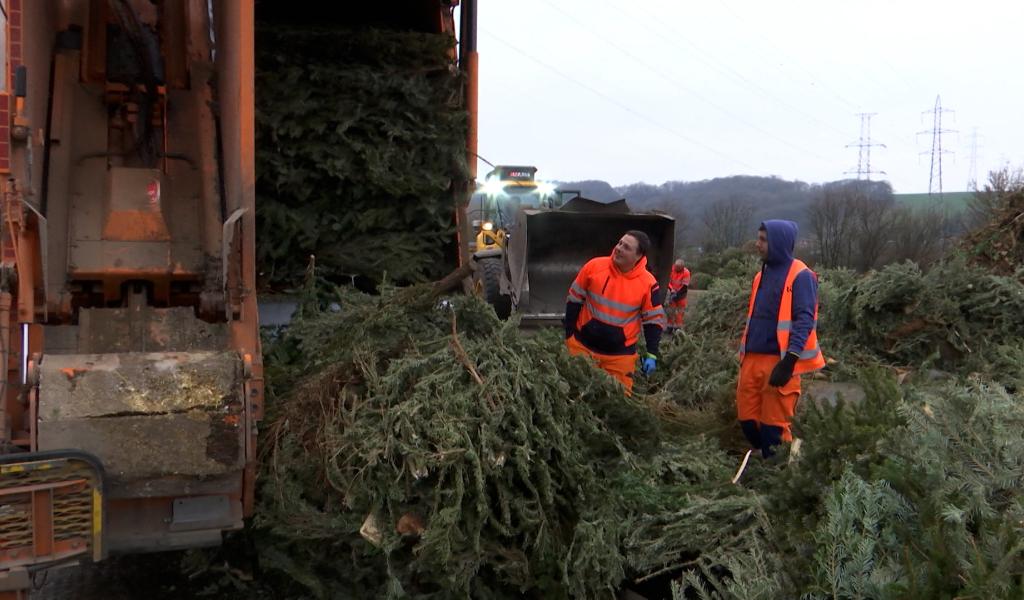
[472,165,558,251]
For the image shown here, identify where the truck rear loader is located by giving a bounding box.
[0,1,261,595]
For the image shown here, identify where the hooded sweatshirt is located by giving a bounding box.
[744,220,817,356]
[565,253,665,356]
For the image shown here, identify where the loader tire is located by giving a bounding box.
[476,257,512,319]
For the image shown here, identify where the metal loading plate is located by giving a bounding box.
[36,352,244,486]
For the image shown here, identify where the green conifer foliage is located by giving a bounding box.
[256,287,769,598]
[255,27,468,289]
[244,195,1024,598]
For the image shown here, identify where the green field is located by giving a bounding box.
[894,191,974,212]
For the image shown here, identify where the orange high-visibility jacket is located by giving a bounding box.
[739,258,825,375]
[567,254,665,356]
[668,267,690,303]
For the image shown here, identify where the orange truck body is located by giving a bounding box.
[0,0,260,594]
[0,1,464,596]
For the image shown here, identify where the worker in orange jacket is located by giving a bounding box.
[666,259,691,333]
[737,220,825,458]
[564,230,666,393]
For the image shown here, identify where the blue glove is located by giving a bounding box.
[641,356,656,376]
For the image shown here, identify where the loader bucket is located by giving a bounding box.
[504,198,675,325]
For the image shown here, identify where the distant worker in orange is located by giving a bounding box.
[665,258,691,333]
[736,220,825,458]
[564,230,666,393]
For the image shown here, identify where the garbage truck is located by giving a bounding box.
[0,0,468,596]
[469,166,675,325]
[0,0,265,594]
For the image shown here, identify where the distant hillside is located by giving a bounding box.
[616,175,816,224]
[553,180,621,202]
[556,175,828,246]
[894,191,974,212]
[551,176,919,251]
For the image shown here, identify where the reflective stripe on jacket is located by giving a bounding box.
[567,254,665,355]
[739,258,825,375]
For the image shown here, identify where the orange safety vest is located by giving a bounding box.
[567,255,665,353]
[738,258,825,375]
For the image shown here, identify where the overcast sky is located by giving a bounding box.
[471,0,1022,193]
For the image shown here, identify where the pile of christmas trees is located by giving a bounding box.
[237,178,1024,598]
[644,214,1024,597]
[253,284,772,599]
[248,250,1024,598]
[962,186,1024,276]
[254,26,468,290]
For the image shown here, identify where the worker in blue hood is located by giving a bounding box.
[736,220,825,458]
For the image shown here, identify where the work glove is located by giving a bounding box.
[641,356,657,376]
[768,353,798,387]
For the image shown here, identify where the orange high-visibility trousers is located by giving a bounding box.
[735,353,802,441]
[566,335,637,393]
[666,298,687,328]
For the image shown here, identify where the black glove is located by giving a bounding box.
[768,353,798,387]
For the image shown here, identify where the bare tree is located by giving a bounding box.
[672,210,692,255]
[967,165,1024,229]
[809,187,855,268]
[701,196,753,253]
[806,180,895,271]
[886,206,954,266]
[848,193,896,272]
[649,199,692,255]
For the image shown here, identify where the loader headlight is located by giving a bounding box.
[482,221,494,231]
[482,177,505,196]
[536,181,556,196]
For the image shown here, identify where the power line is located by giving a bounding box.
[597,0,854,142]
[845,113,886,180]
[704,0,920,158]
[533,0,834,164]
[710,0,861,112]
[481,28,762,173]
[917,95,956,197]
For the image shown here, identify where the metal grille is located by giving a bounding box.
[0,502,33,548]
[52,489,94,541]
[0,458,100,554]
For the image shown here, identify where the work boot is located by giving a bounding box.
[739,420,761,449]
[759,425,784,458]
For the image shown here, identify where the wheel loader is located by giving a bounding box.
[470,165,558,318]
[470,166,675,325]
